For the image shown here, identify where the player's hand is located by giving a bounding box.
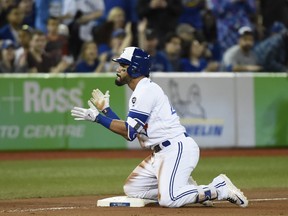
[71,100,99,121]
[90,89,110,111]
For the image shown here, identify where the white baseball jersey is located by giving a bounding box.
[127,77,186,148]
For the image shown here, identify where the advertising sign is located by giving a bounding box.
[142,73,237,148]
[0,74,126,150]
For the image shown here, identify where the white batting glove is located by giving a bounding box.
[71,100,99,122]
[90,89,110,111]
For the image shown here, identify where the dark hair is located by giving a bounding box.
[31,30,45,38]
[239,31,253,38]
[164,32,180,44]
[6,5,19,17]
[80,41,97,59]
[48,16,60,22]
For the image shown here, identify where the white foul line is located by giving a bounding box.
[1,197,287,213]
[249,197,287,202]
[213,197,288,204]
[1,206,88,213]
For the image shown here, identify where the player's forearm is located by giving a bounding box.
[109,119,129,139]
[96,115,128,139]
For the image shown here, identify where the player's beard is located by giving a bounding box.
[115,79,125,86]
[115,73,132,86]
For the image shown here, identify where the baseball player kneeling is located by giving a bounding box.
[71,47,248,208]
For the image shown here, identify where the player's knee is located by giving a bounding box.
[158,197,182,208]
[123,184,133,197]
[123,184,141,198]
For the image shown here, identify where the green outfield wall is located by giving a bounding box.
[254,75,288,147]
[0,73,287,150]
[0,74,126,150]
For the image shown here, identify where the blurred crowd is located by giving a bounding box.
[0,0,288,73]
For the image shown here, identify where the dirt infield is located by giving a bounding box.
[0,148,287,216]
[0,189,287,216]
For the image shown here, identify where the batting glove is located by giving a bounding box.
[90,89,110,111]
[71,100,99,122]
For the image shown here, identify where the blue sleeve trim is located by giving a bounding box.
[102,107,120,120]
[129,109,150,116]
[128,110,149,124]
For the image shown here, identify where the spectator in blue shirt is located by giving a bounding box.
[0,6,24,45]
[145,30,172,72]
[159,32,183,71]
[75,41,104,73]
[181,39,219,72]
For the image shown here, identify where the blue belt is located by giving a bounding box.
[153,133,189,153]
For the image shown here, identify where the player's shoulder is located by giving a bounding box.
[142,78,163,94]
[134,78,163,98]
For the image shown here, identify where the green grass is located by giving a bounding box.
[0,156,287,200]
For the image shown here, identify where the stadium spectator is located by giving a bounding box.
[159,32,182,71]
[181,39,219,72]
[75,41,104,73]
[73,0,105,42]
[136,0,182,48]
[269,21,287,36]
[64,0,105,60]
[221,26,261,72]
[207,0,257,57]
[93,7,127,55]
[176,23,196,58]
[0,39,21,72]
[0,5,24,45]
[14,24,33,70]
[18,0,35,27]
[0,0,17,28]
[27,30,71,73]
[202,8,221,62]
[45,16,69,64]
[138,19,171,72]
[34,0,62,33]
[254,29,288,72]
[99,23,133,72]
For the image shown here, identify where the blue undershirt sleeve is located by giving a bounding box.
[102,107,120,120]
